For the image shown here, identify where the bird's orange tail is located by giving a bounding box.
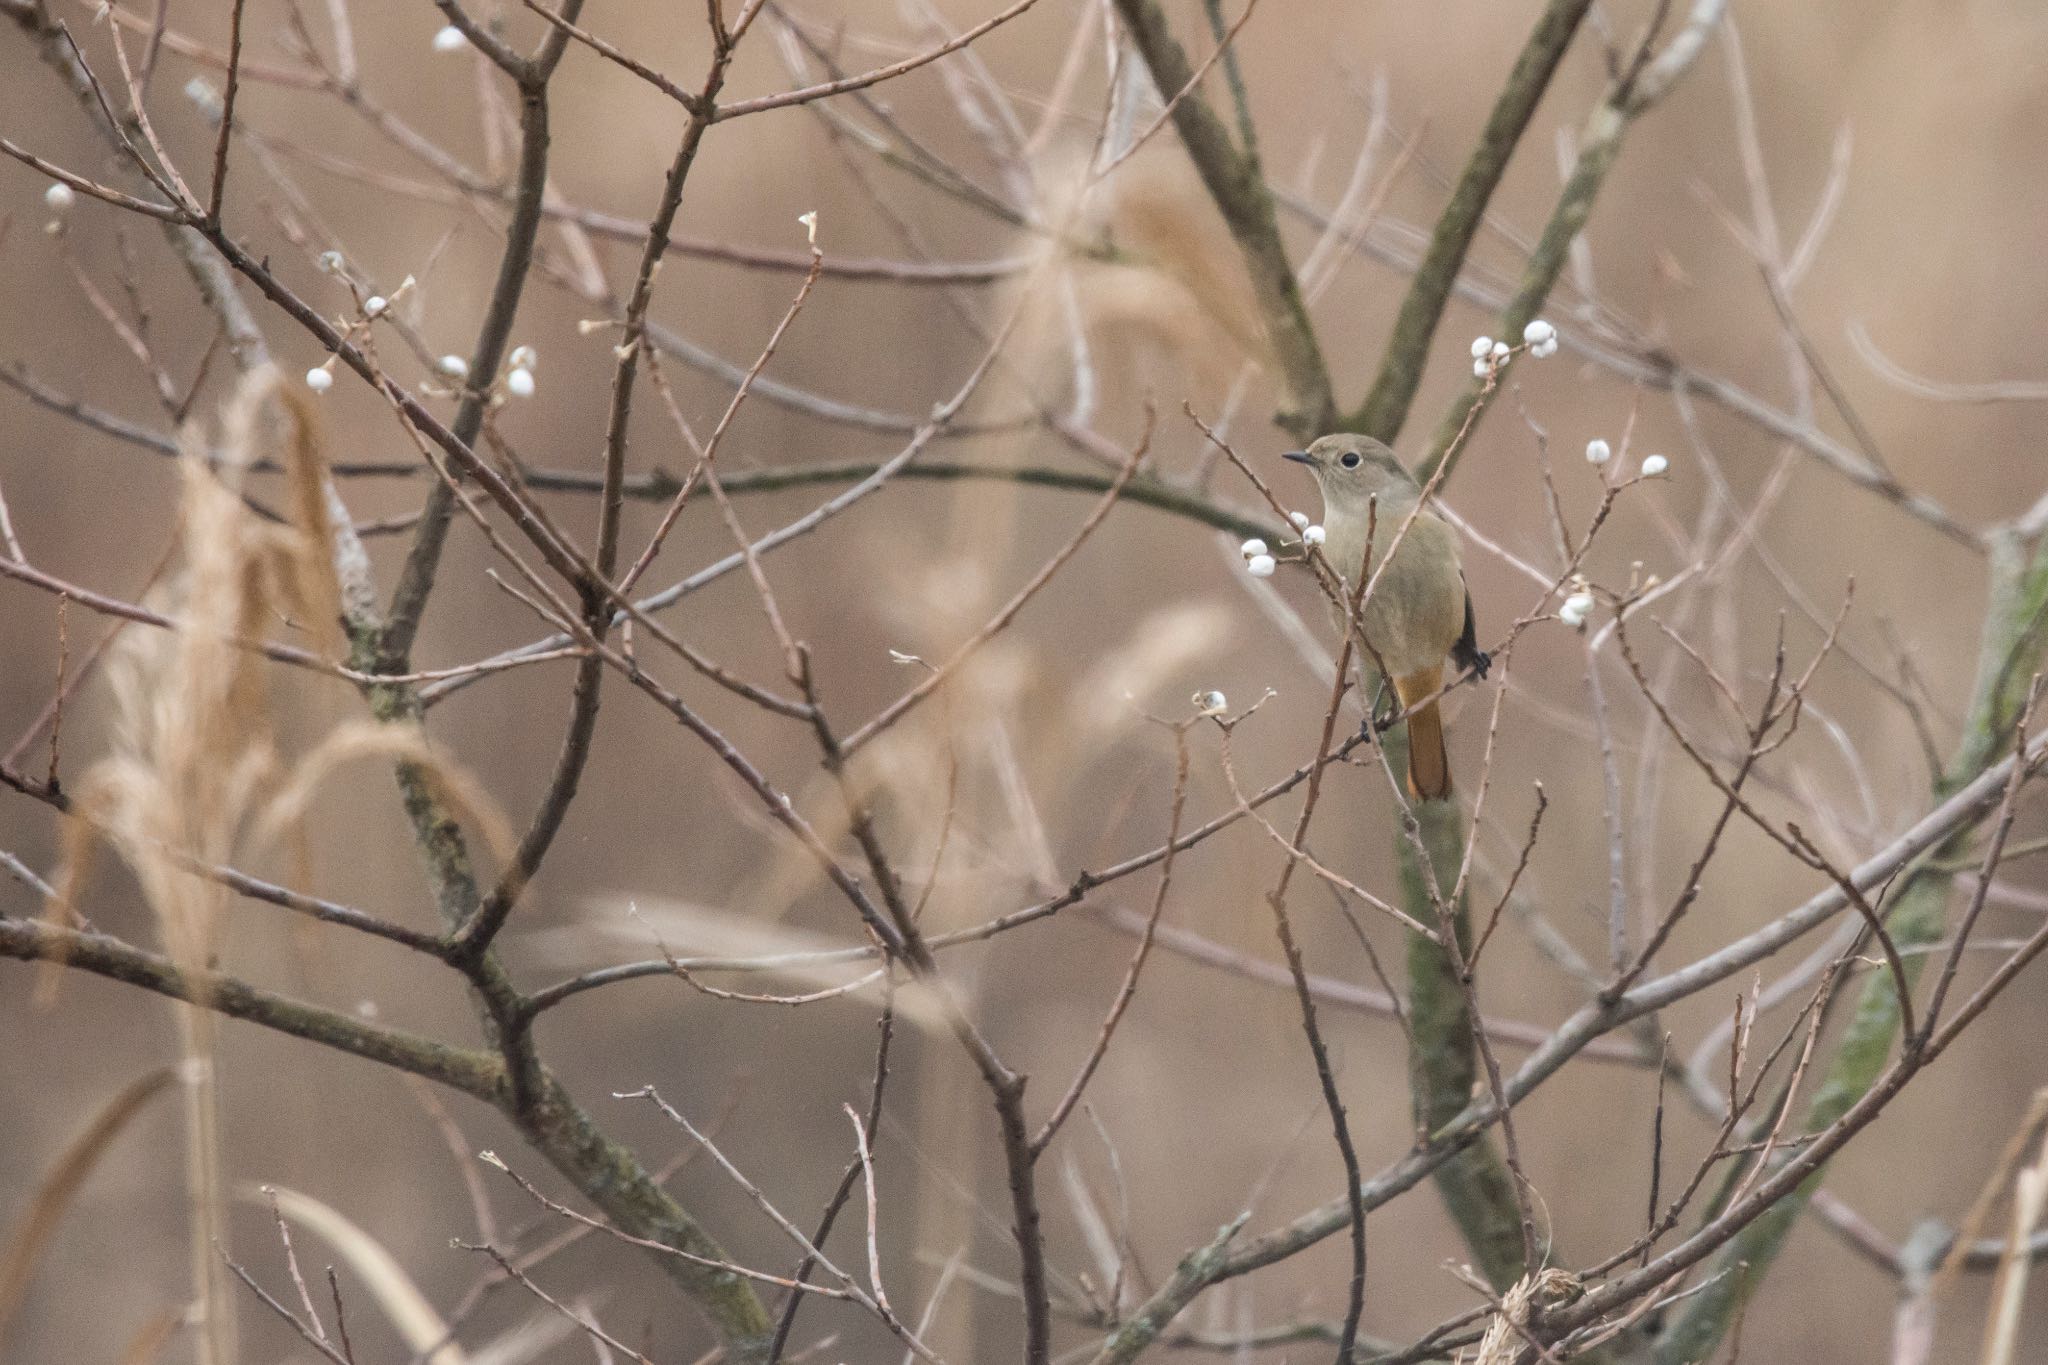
[1395,669,1451,801]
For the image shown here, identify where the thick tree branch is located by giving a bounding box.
[1417,1,1730,487]
[0,913,779,1359]
[1109,0,1333,437]
[1349,0,1592,442]
[1091,677,2048,1360]
[0,916,502,1094]
[1653,528,2048,1361]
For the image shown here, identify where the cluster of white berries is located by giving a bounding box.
[304,269,418,393]
[1240,510,1327,578]
[310,350,533,400]
[1553,427,1674,630]
[1584,438,1670,478]
[298,261,519,399]
[1470,334,1510,377]
[1469,319,1560,378]
[506,344,537,398]
[1284,510,1327,546]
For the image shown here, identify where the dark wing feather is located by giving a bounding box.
[1451,585,1490,679]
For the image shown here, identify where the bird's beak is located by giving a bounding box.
[1281,450,1313,465]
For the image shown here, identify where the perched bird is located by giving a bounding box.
[1283,434,1489,800]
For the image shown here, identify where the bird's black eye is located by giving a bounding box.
[1339,452,1361,468]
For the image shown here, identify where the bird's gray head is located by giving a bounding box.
[1281,433,1416,511]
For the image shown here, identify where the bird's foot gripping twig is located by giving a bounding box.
[1454,641,1493,681]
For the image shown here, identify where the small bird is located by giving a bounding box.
[1284,434,1489,800]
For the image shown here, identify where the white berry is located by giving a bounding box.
[1246,553,1276,578]
[1585,439,1611,465]
[1642,454,1669,477]
[432,24,468,52]
[1302,525,1326,546]
[1470,336,1494,360]
[505,367,536,398]
[44,181,76,211]
[305,366,334,393]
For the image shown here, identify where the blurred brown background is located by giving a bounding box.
[4,1,2048,1361]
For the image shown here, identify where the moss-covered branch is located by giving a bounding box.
[1654,527,2048,1362]
[0,907,781,1359]
[0,916,504,1095]
[1415,102,1627,487]
[1380,16,1725,1317]
[1394,786,1533,1292]
[1350,0,1593,444]
[1110,0,1336,437]
[1416,2,1730,486]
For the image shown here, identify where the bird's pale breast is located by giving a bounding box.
[1321,500,1465,677]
